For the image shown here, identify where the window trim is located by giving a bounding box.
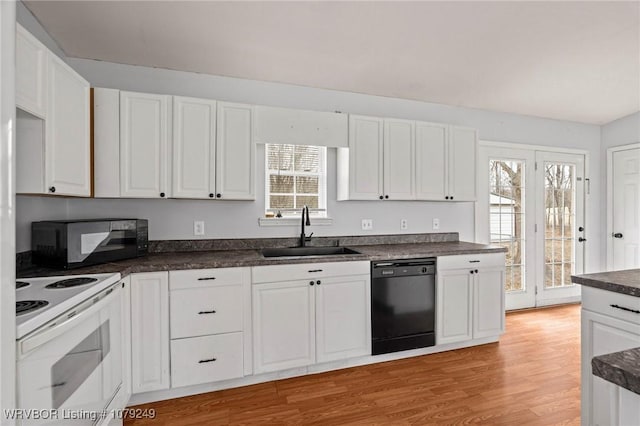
[264,144,328,218]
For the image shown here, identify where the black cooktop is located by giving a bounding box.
[45,277,99,289]
[16,300,49,316]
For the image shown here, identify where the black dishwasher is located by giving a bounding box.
[371,258,436,355]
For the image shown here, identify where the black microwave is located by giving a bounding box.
[32,219,148,269]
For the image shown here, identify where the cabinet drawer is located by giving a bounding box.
[582,286,640,325]
[170,285,243,338]
[252,261,370,284]
[437,253,505,271]
[170,333,243,388]
[169,268,246,290]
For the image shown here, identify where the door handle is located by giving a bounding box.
[578,237,587,242]
[612,233,623,239]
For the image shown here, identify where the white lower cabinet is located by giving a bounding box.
[581,287,640,426]
[252,280,316,373]
[170,333,244,388]
[130,272,170,394]
[168,268,250,388]
[316,275,371,362]
[436,254,505,345]
[252,261,371,374]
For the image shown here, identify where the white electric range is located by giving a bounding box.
[16,272,125,425]
[16,273,121,339]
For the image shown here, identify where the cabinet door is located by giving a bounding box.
[120,91,171,198]
[45,54,90,196]
[16,24,47,118]
[448,126,477,201]
[415,122,447,200]
[316,275,371,363]
[581,310,640,426]
[215,102,255,200]
[348,115,384,200]
[172,96,216,199]
[436,269,473,344]
[473,267,505,339]
[130,272,170,394]
[253,281,315,374]
[383,119,414,200]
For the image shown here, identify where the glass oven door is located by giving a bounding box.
[17,284,122,425]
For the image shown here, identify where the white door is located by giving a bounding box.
[215,102,255,200]
[120,91,171,198]
[45,54,90,196]
[348,115,384,200]
[383,119,414,200]
[478,146,586,309]
[611,148,640,270]
[436,268,473,345]
[415,122,447,200]
[16,24,46,118]
[477,146,536,310]
[172,96,216,199]
[130,272,170,394]
[315,275,371,363]
[448,126,477,201]
[536,151,585,306]
[252,280,315,374]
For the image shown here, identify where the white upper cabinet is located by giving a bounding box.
[383,119,415,200]
[448,126,477,201]
[16,24,91,197]
[338,115,384,200]
[415,123,477,201]
[215,102,255,200]
[16,24,47,118]
[45,54,91,197]
[338,115,477,202]
[172,96,217,199]
[415,122,447,200]
[120,91,171,198]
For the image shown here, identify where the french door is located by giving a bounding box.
[477,145,585,310]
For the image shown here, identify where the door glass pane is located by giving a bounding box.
[489,160,525,292]
[544,162,576,288]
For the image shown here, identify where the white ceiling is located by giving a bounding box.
[24,1,640,124]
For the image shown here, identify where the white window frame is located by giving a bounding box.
[264,144,328,219]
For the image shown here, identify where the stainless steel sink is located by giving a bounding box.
[261,246,361,258]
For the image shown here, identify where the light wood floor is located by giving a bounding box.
[126,304,581,425]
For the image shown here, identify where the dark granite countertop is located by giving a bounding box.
[592,347,640,396]
[17,240,506,278]
[571,269,640,297]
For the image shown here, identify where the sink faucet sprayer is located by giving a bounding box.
[300,205,313,247]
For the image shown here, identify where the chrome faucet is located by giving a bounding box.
[300,205,313,247]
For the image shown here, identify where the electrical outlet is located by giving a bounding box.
[361,219,373,231]
[400,219,408,230]
[193,221,205,236]
[432,218,440,230]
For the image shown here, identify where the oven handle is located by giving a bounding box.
[20,283,120,356]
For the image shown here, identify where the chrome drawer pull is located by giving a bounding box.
[610,304,640,314]
[469,260,480,263]
[197,277,216,281]
[198,357,217,363]
[308,269,323,273]
[198,310,217,314]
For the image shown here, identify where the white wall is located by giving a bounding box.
[15,4,605,273]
